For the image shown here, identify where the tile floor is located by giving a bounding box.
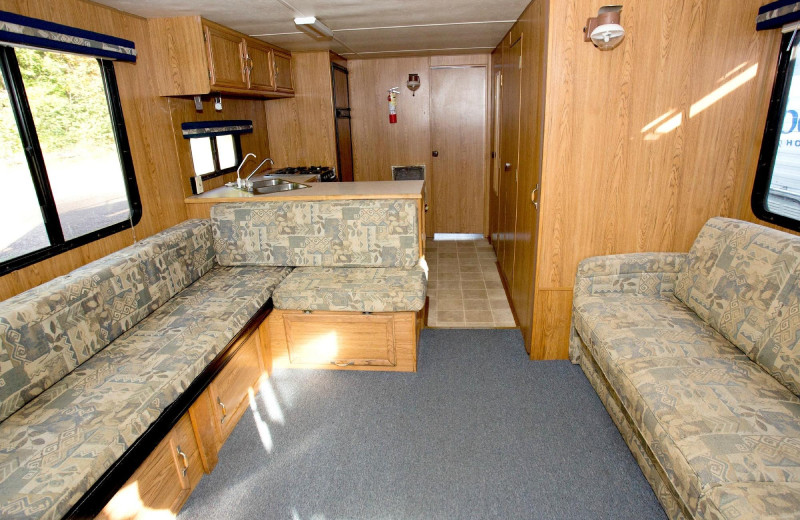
[425,238,517,328]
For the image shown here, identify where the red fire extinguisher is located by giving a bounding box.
[388,88,399,124]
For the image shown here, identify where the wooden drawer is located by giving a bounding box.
[207,330,265,443]
[270,310,419,372]
[99,414,203,519]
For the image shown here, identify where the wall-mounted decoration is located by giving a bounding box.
[407,74,421,96]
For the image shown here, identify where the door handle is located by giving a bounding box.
[532,183,540,210]
[504,163,512,171]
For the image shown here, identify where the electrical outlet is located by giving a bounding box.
[194,175,204,194]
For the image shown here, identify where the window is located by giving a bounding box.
[182,120,249,194]
[754,30,800,230]
[0,45,140,274]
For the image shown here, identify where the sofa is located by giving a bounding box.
[0,197,426,519]
[570,217,800,520]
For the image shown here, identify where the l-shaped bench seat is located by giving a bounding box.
[0,196,427,518]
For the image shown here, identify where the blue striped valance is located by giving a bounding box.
[0,10,136,61]
[757,0,800,30]
[181,120,254,139]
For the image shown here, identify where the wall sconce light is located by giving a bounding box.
[294,16,334,40]
[406,73,420,96]
[584,5,625,50]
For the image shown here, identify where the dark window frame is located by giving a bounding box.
[753,30,800,231]
[0,44,141,275]
[188,134,243,194]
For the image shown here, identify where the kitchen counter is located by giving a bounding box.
[185,180,425,204]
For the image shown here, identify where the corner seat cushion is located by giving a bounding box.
[0,265,290,520]
[574,292,800,518]
[0,219,216,423]
[273,266,427,312]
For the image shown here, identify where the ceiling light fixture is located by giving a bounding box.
[294,16,334,40]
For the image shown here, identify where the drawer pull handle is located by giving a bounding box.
[217,397,227,423]
[331,361,354,367]
[176,445,189,477]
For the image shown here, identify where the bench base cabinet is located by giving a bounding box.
[99,319,270,519]
[269,309,424,372]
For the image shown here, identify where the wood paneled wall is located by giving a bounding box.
[0,0,188,300]
[264,51,337,168]
[168,96,272,198]
[348,54,489,235]
[530,0,781,359]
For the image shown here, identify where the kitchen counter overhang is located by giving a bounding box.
[185,180,425,204]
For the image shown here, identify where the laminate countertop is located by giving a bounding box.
[185,180,425,203]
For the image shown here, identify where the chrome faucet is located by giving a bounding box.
[244,158,274,189]
[235,153,257,188]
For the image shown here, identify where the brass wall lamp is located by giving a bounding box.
[584,5,625,50]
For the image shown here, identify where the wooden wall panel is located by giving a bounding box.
[264,51,337,168]
[0,0,188,300]
[538,0,779,289]
[348,56,433,232]
[168,96,272,199]
[527,0,781,358]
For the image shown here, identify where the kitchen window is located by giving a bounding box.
[181,120,251,193]
[0,44,140,275]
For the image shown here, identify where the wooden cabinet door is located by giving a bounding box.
[283,311,396,367]
[208,331,265,442]
[245,40,275,91]
[99,414,203,519]
[204,24,247,90]
[273,51,294,92]
[430,66,487,233]
[497,36,522,284]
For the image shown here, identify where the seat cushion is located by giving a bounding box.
[0,265,290,520]
[273,266,427,312]
[0,219,216,423]
[675,217,800,396]
[211,200,420,268]
[574,292,800,518]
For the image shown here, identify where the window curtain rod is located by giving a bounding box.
[0,10,136,61]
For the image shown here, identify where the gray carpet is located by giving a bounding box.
[179,329,666,519]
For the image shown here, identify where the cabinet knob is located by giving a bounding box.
[432,151,439,157]
[504,162,512,171]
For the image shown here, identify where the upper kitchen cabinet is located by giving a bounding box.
[149,17,294,98]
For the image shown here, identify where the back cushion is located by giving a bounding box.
[675,217,800,395]
[212,200,420,267]
[0,219,215,422]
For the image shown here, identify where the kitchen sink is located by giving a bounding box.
[252,182,310,194]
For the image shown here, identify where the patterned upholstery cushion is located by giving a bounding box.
[0,265,291,520]
[0,220,215,423]
[273,266,427,312]
[675,217,800,396]
[211,200,420,268]
[574,292,800,519]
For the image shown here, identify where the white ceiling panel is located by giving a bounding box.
[93,0,528,56]
[333,22,512,54]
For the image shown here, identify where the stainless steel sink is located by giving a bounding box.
[252,182,310,194]
[249,178,287,188]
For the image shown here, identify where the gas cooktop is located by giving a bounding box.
[272,166,337,182]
